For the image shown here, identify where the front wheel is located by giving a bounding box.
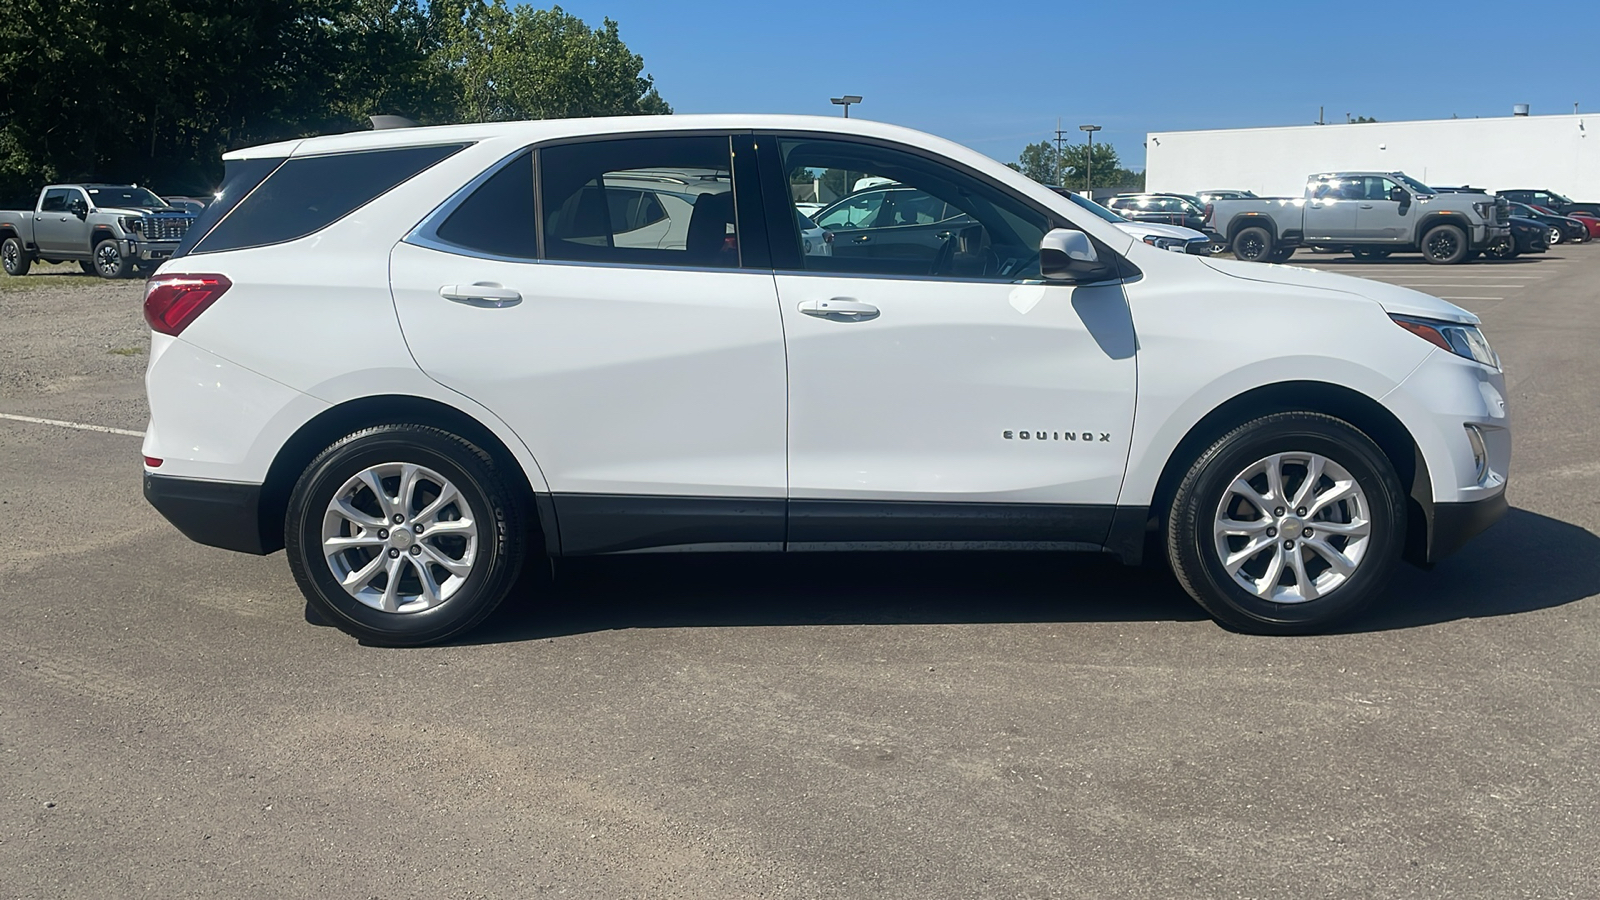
[1,236,31,276]
[1546,226,1563,246]
[1165,412,1407,634]
[93,239,133,278]
[285,424,528,646]
[1421,224,1469,264]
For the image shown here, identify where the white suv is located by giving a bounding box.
[141,115,1510,645]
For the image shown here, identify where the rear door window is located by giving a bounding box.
[430,151,537,259]
[539,135,740,268]
[192,143,467,255]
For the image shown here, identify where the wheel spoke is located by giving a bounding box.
[414,482,461,524]
[1304,537,1357,579]
[1253,546,1286,598]
[419,518,474,540]
[1216,516,1272,538]
[339,553,386,591]
[420,543,474,578]
[397,464,424,517]
[324,532,384,553]
[1287,545,1319,600]
[379,556,404,612]
[1292,455,1326,509]
[409,556,443,607]
[1224,536,1275,574]
[1264,455,1287,510]
[1312,518,1370,538]
[357,470,395,519]
[1306,480,1358,518]
[331,496,386,530]
[1229,478,1273,515]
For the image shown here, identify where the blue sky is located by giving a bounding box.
[550,0,1600,171]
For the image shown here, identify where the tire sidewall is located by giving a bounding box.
[1171,415,1406,632]
[285,428,520,645]
[1,236,28,275]
[1421,224,1468,264]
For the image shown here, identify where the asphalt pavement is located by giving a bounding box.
[1,254,1597,899]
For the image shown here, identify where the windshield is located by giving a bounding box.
[1393,174,1434,195]
[1550,192,1573,204]
[1064,191,1127,223]
[85,186,169,209]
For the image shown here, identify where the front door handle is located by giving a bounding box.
[852,234,872,243]
[1359,204,1374,209]
[799,298,879,322]
[439,283,522,307]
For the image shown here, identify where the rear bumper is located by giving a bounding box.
[144,472,276,555]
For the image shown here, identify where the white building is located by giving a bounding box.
[1146,112,1600,199]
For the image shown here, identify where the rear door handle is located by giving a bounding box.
[799,298,879,322]
[439,283,522,307]
[1359,204,1374,209]
[853,235,872,243]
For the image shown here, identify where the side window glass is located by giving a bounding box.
[777,137,1044,280]
[540,136,738,268]
[431,151,536,259]
[40,190,68,212]
[1375,178,1402,202]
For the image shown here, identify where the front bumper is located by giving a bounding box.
[1423,490,1508,563]
[144,472,276,555]
[1471,224,1511,250]
[117,238,181,262]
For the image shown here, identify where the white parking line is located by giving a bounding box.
[1371,283,1526,288]
[0,412,143,438]
[1437,296,1505,301]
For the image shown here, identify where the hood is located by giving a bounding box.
[1113,221,1206,240]
[98,205,190,217]
[1199,256,1479,324]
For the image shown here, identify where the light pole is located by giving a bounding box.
[1078,124,1102,194]
[831,95,863,118]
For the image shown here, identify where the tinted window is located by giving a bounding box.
[40,189,69,212]
[173,157,284,258]
[193,144,467,254]
[432,151,536,259]
[777,137,1047,280]
[85,187,166,209]
[540,136,738,267]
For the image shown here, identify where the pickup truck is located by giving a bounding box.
[1496,188,1600,218]
[1205,172,1511,265]
[0,184,197,279]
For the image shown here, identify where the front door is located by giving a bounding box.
[760,134,1137,546]
[390,135,790,554]
[1354,176,1411,243]
[34,188,86,255]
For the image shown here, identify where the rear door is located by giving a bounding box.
[1303,177,1359,240]
[391,134,790,554]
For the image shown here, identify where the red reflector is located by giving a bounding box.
[144,456,163,468]
[144,273,231,336]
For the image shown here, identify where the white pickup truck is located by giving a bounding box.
[0,183,197,278]
[1206,172,1511,265]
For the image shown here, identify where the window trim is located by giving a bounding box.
[754,129,1131,285]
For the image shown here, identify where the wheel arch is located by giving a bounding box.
[258,394,556,557]
[1145,380,1433,567]
[90,226,119,249]
[1226,213,1278,244]
[1414,212,1469,244]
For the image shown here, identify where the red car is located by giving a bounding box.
[1565,210,1600,240]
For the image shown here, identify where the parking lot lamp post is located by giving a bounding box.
[1079,124,1102,194]
[831,95,863,118]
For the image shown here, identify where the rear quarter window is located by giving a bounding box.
[192,144,467,255]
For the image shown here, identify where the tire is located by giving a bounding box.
[92,238,133,278]
[1267,246,1296,263]
[1165,412,1406,635]
[1,235,30,276]
[285,424,528,646]
[1232,226,1273,261]
[1546,226,1563,246]
[1351,248,1391,260]
[79,260,96,275]
[1420,223,1469,264]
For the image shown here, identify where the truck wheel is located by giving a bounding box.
[1351,248,1391,260]
[284,424,528,646]
[1268,246,1296,263]
[93,239,133,278]
[1165,411,1406,634]
[1,236,31,276]
[1421,224,1469,264]
[1233,226,1273,261]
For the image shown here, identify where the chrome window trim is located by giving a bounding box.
[404,146,537,261]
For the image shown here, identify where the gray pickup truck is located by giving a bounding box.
[0,184,197,278]
[1206,172,1511,265]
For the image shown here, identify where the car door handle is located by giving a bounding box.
[439,283,522,307]
[852,235,872,243]
[1359,204,1374,209]
[799,298,879,322]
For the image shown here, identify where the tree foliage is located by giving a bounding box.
[1007,138,1143,190]
[0,1,669,198]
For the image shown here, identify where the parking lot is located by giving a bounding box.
[2,250,1597,898]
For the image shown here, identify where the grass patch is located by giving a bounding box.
[107,346,144,356]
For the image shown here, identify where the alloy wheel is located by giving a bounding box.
[96,242,123,276]
[1425,230,1460,261]
[1,240,18,273]
[321,462,480,613]
[1212,452,1372,603]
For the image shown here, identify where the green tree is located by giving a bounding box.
[1010,138,1142,190]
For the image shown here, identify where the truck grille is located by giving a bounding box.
[1493,198,1509,226]
[141,216,192,242]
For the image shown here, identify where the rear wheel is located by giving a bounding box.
[93,238,133,278]
[1546,226,1563,246]
[1421,224,1469,264]
[1351,248,1392,260]
[1165,412,1406,634]
[79,260,96,275]
[285,424,527,646]
[1232,226,1273,261]
[1,236,30,276]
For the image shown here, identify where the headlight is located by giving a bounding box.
[1142,235,1188,252]
[1391,314,1500,369]
[1472,202,1491,218]
[118,216,143,233]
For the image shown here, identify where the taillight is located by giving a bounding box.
[144,273,231,336]
[1203,202,1214,224]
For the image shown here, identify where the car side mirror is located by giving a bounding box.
[68,198,87,218]
[1040,228,1103,282]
